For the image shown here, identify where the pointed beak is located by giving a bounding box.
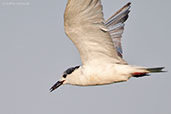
[50,80,65,92]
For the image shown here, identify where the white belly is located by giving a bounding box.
[77,64,133,86]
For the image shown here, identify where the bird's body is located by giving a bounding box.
[50,0,165,92]
[66,63,147,86]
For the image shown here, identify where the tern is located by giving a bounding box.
[50,0,165,92]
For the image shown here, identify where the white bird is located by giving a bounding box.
[50,0,165,92]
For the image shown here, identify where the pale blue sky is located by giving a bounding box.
[0,0,170,114]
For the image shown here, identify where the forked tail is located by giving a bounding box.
[132,67,165,78]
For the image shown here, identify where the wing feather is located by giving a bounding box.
[64,0,126,64]
[105,2,131,58]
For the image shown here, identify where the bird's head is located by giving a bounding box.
[50,66,80,92]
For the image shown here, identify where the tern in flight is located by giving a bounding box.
[50,0,165,92]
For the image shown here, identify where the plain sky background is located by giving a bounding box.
[0,0,171,114]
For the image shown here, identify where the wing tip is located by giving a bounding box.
[126,2,131,7]
[122,2,131,9]
[105,2,131,24]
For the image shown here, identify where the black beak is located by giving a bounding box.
[50,80,64,92]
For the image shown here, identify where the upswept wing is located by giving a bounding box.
[105,2,131,58]
[64,0,126,64]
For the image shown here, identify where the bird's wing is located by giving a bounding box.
[105,2,131,58]
[64,0,127,65]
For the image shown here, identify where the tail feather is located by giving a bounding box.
[132,67,165,78]
[146,67,165,73]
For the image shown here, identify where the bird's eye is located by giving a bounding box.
[63,74,67,78]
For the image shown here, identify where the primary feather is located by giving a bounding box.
[105,2,131,58]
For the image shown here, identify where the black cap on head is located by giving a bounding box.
[62,66,80,78]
